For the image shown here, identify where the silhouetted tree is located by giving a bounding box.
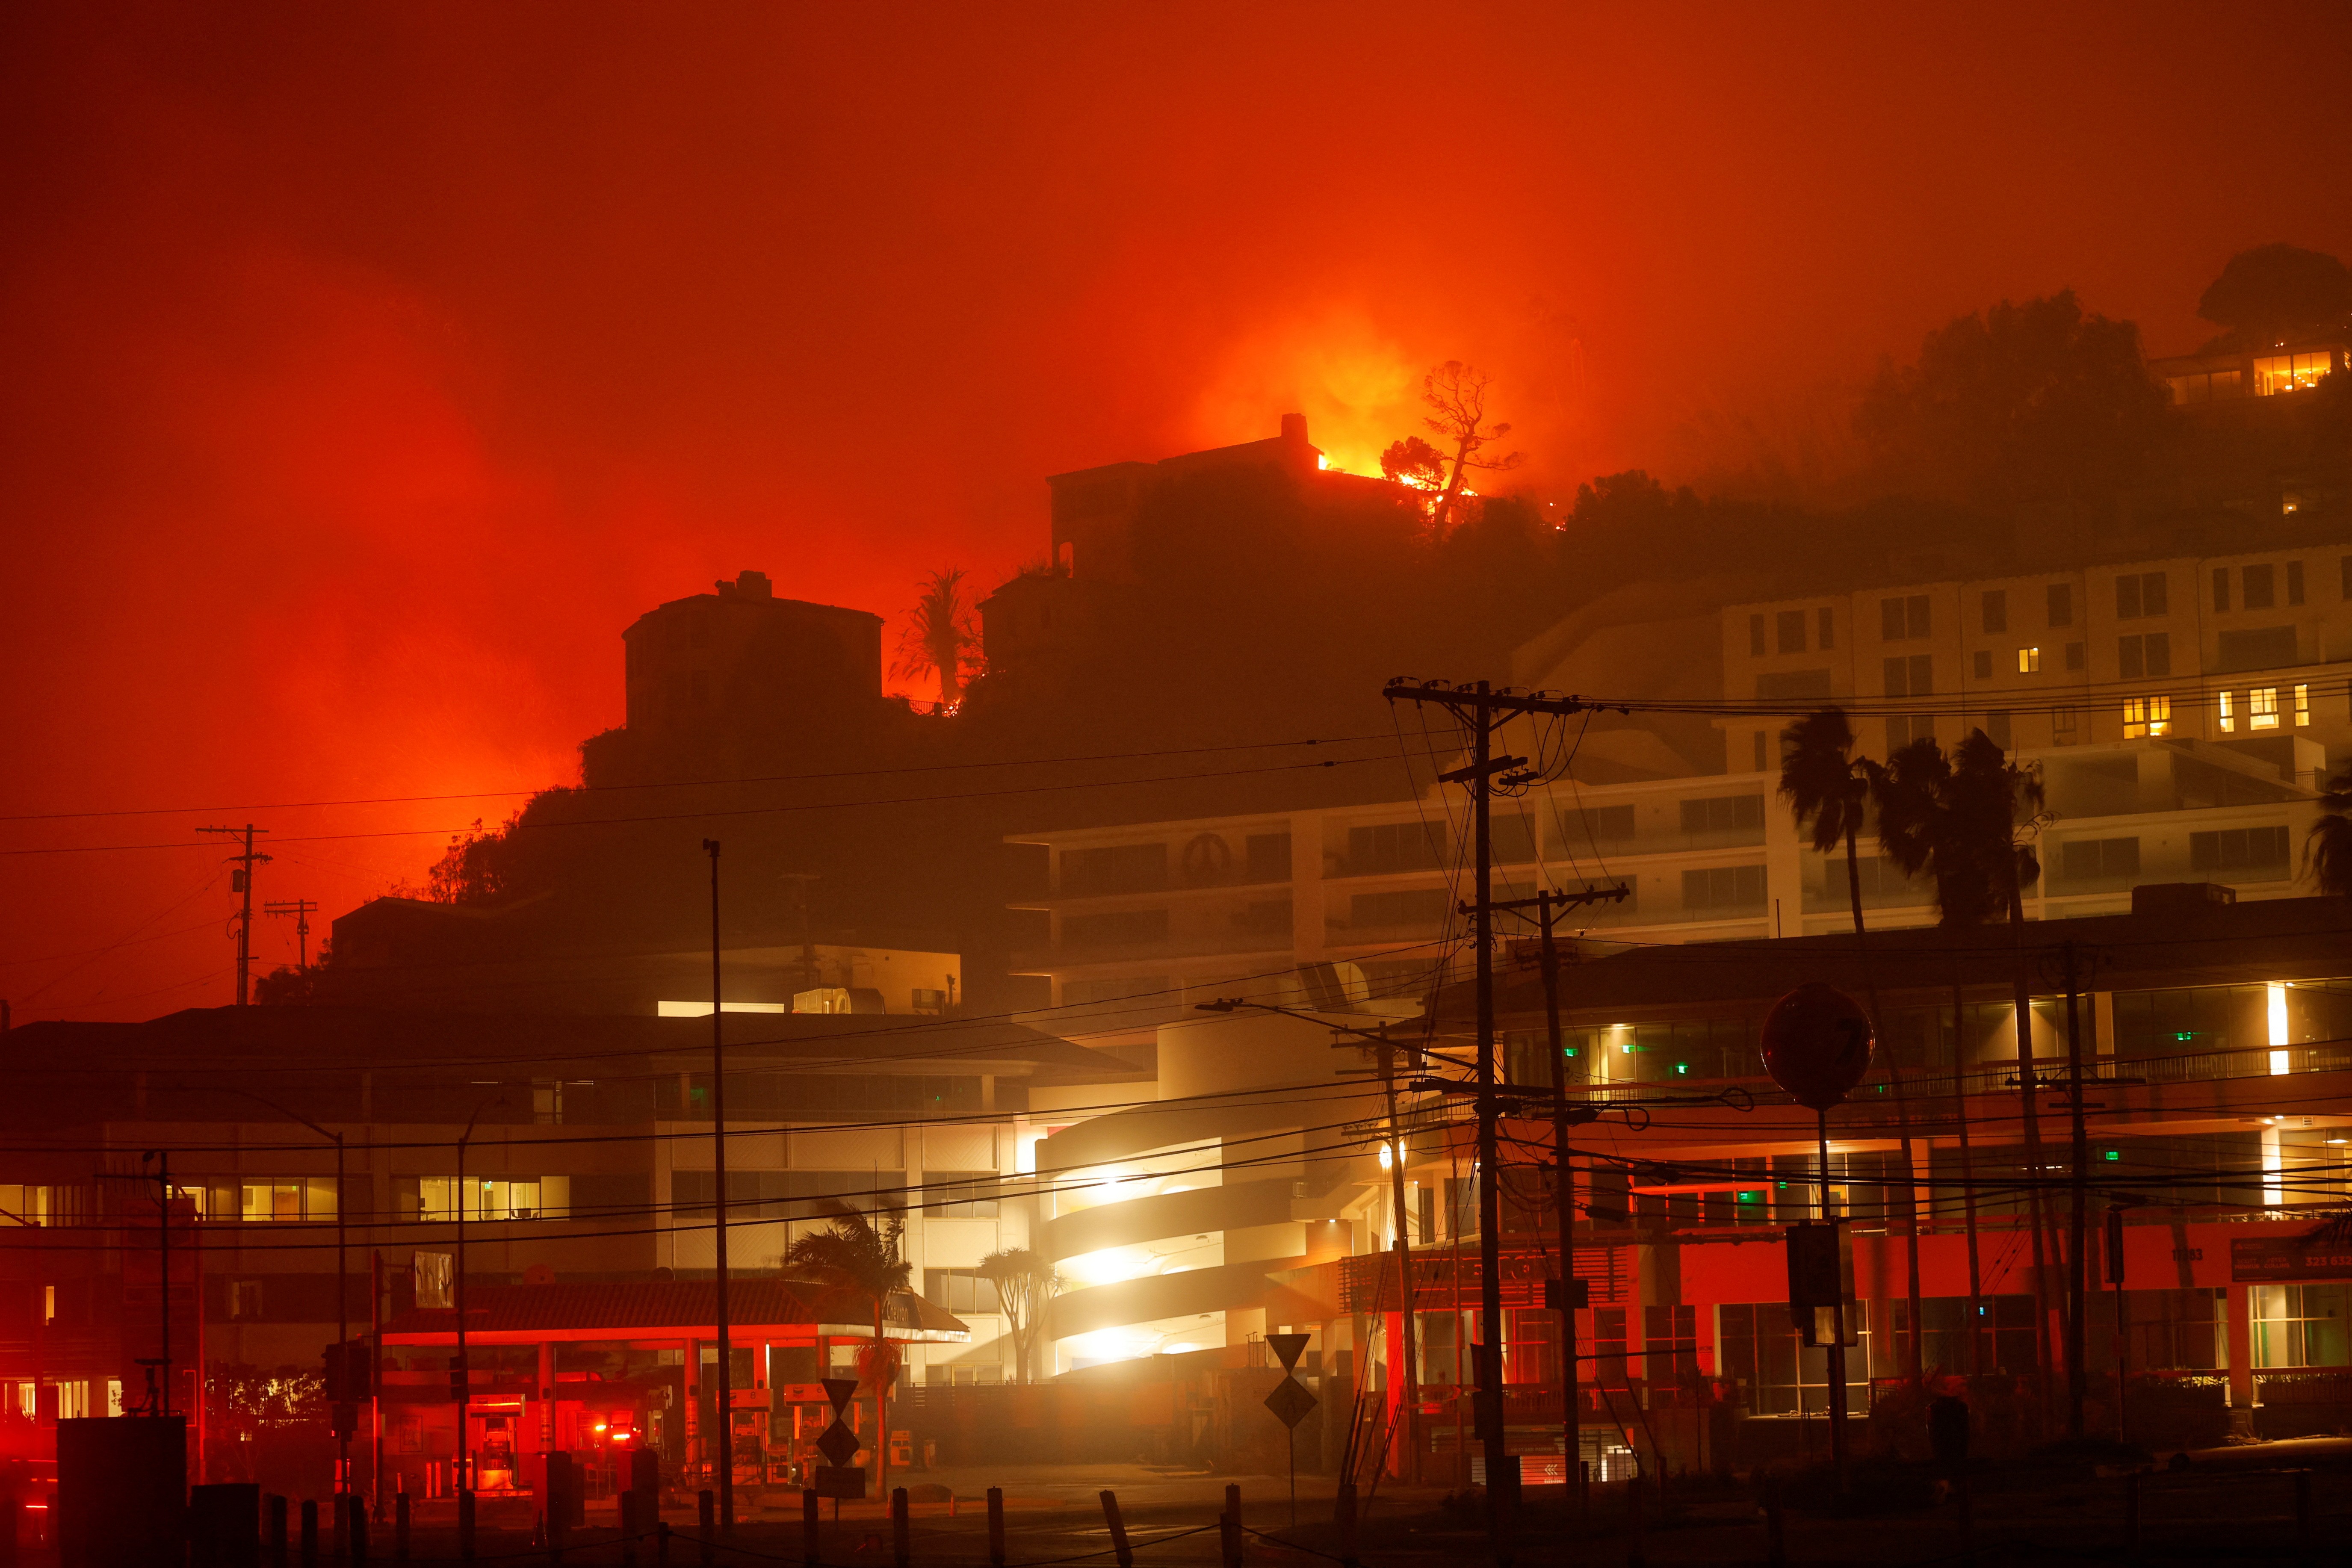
[1779,708,1874,937]
[891,568,981,709]
[974,1247,1062,1384]
[1870,729,2042,926]
[782,1202,910,1491]
[2197,243,2352,351]
[2306,764,2352,896]
[1855,290,2167,508]
[1417,361,1523,534]
[1379,435,1447,491]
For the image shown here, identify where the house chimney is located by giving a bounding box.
[723,570,773,599]
[1279,413,1309,444]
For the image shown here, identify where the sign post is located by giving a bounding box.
[1263,1336,1315,1528]
[813,1377,866,1511]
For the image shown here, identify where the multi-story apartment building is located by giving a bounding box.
[0,1002,1141,1491]
[1006,527,2352,1414]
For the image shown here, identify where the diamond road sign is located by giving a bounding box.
[816,1419,861,1468]
[1263,1375,1316,1430]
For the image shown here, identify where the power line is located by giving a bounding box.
[0,734,1392,826]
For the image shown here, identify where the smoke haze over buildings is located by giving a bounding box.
[5,2,2352,1017]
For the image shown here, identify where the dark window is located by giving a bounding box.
[1972,650,1992,680]
[1749,613,1767,655]
[1682,864,1767,910]
[1645,1303,1700,1379]
[1244,833,1291,883]
[1347,822,1447,875]
[1985,711,2012,750]
[2189,826,2290,876]
[1555,804,1635,850]
[2065,641,2086,671]
[1060,908,1169,949]
[2059,837,2141,884]
[2118,632,2170,679]
[1882,594,1931,640]
[923,1172,1000,1219]
[1061,842,1167,895]
[2116,572,2167,619]
[1817,607,1835,649]
[2288,561,2305,606]
[2048,582,2073,627]
[1883,653,1933,696]
[1981,589,2007,632]
[1348,888,1451,929]
[1756,668,1832,701]
[1678,795,1765,836]
[1776,609,1806,653]
[2213,567,2231,612]
[2244,563,2276,610]
[1491,813,1537,863]
[1752,731,1768,771]
[2214,626,2299,673]
[922,1270,996,1316]
[2052,706,2079,743]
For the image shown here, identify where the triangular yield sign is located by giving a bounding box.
[820,1376,860,1415]
[1265,1333,1311,1372]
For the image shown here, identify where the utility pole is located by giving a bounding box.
[1374,1026,1424,1485]
[704,841,736,1533]
[139,1151,173,1415]
[2062,942,2090,1438]
[198,825,271,1004]
[1384,679,1595,1538]
[264,899,319,969]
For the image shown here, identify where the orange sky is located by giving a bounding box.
[6,3,2351,1019]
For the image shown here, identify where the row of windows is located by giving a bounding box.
[2218,684,2313,732]
[1758,557,2352,667]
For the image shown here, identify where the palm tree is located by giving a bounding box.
[1779,707,1926,1396]
[1779,709,1874,935]
[782,1203,912,1494]
[975,1249,1062,1385]
[2306,764,2352,894]
[890,568,981,709]
[1873,726,2060,1412]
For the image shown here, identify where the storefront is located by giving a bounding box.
[377,1277,967,1499]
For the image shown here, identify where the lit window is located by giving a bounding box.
[2251,687,2280,730]
[2218,691,2235,733]
[2123,696,2171,739]
[2255,352,2335,396]
[2296,684,2311,726]
[2017,647,2040,673]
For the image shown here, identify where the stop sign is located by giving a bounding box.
[1759,983,1874,1110]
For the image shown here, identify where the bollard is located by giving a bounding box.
[1334,1481,1358,1568]
[657,1520,672,1564]
[2124,1471,2139,1554]
[804,1487,822,1568]
[892,1488,910,1568]
[697,1490,716,1567]
[1225,1483,1241,1530]
[269,1496,290,1568]
[457,1489,476,1564]
[1626,1479,1646,1568]
[1099,1491,1134,1568]
[986,1487,1005,1568]
[1219,1506,1242,1568]
[1580,1459,1591,1522]
[300,1499,319,1568]
[330,1494,344,1564]
[394,1493,410,1564]
[620,1491,637,1566]
[1764,1478,1786,1568]
[349,1495,369,1565]
[2296,1469,2313,1542]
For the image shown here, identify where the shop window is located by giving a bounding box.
[2253,1283,2352,1367]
